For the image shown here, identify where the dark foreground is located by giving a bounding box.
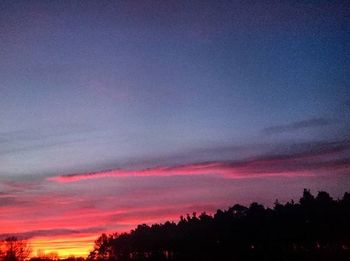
[86,189,350,261]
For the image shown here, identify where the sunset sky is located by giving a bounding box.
[1,0,350,258]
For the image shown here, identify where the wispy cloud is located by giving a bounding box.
[262,118,333,135]
[0,227,104,240]
[0,126,98,155]
[49,139,350,183]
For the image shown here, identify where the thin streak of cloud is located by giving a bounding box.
[262,117,333,135]
[49,140,350,183]
[0,227,104,240]
[0,139,86,156]
[0,125,101,155]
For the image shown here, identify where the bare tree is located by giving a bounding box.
[0,237,31,261]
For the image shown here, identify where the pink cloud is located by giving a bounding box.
[48,145,350,183]
[48,162,314,183]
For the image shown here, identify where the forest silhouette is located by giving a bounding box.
[2,189,350,261]
[86,189,350,261]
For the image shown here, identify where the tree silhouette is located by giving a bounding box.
[87,189,350,261]
[0,237,31,261]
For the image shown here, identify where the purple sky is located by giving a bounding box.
[0,0,350,257]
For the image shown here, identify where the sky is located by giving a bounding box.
[1,0,350,257]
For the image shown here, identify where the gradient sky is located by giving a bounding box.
[1,0,350,257]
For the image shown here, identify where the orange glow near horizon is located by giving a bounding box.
[26,213,186,259]
[29,235,96,258]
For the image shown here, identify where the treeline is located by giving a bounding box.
[88,189,350,261]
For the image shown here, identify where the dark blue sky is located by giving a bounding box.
[0,0,350,255]
[1,0,349,176]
